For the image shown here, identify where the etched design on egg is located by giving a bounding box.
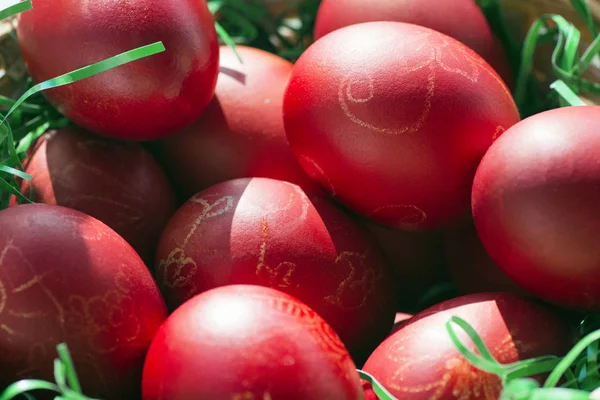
[338,66,436,135]
[157,248,199,300]
[337,32,504,135]
[368,204,428,229]
[0,239,117,389]
[64,288,141,354]
[0,240,66,373]
[261,182,311,233]
[325,251,381,310]
[255,217,297,289]
[256,292,350,362]
[232,392,273,400]
[183,195,235,246]
[433,37,482,84]
[385,331,518,398]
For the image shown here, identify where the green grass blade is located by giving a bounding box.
[570,0,599,38]
[0,379,58,400]
[550,80,587,106]
[357,370,398,400]
[0,42,165,125]
[0,0,32,21]
[215,21,243,63]
[446,316,504,375]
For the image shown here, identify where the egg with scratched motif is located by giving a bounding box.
[155,177,397,364]
[363,293,574,400]
[17,127,177,264]
[0,204,167,399]
[314,0,513,86]
[283,22,520,231]
[142,285,363,400]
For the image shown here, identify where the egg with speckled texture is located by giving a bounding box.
[16,127,177,264]
[142,285,363,400]
[284,22,520,231]
[155,177,397,364]
[363,293,574,399]
[0,204,167,399]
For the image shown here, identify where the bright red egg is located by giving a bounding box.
[314,0,512,86]
[284,22,520,231]
[363,293,574,400]
[472,106,600,311]
[443,222,526,295]
[0,204,167,399]
[16,0,219,141]
[154,45,314,200]
[155,177,397,363]
[18,128,177,263]
[142,285,363,400]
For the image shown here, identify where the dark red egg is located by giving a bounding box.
[314,0,512,86]
[363,293,574,400]
[154,45,315,200]
[473,106,600,311]
[17,128,177,263]
[444,222,527,295]
[364,221,446,309]
[155,177,397,363]
[284,22,520,231]
[0,204,167,399]
[142,285,363,400]
[16,0,219,141]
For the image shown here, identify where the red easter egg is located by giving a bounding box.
[363,293,574,400]
[154,45,314,200]
[314,0,512,86]
[0,204,167,399]
[444,222,526,295]
[362,381,378,400]
[155,177,397,363]
[284,22,520,231]
[364,221,446,309]
[472,106,600,311]
[18,128,177,263]
[16,0,219,141]
[142,285,363,400]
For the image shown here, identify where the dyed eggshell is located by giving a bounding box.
[18,128,177,263]
[314,0,512,86]
[284,22,520,231]
[444,222,527,295]
[16,0,219,141]
[0,204,167,399]
[364,293,574,400]
[142,285,363,400]
[155,177,397,363]
[364,221,446,309]
[154,45,315,200]
[472,106,600,311]
[362,381,378,400]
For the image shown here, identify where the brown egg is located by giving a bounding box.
[18,127,177,263]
